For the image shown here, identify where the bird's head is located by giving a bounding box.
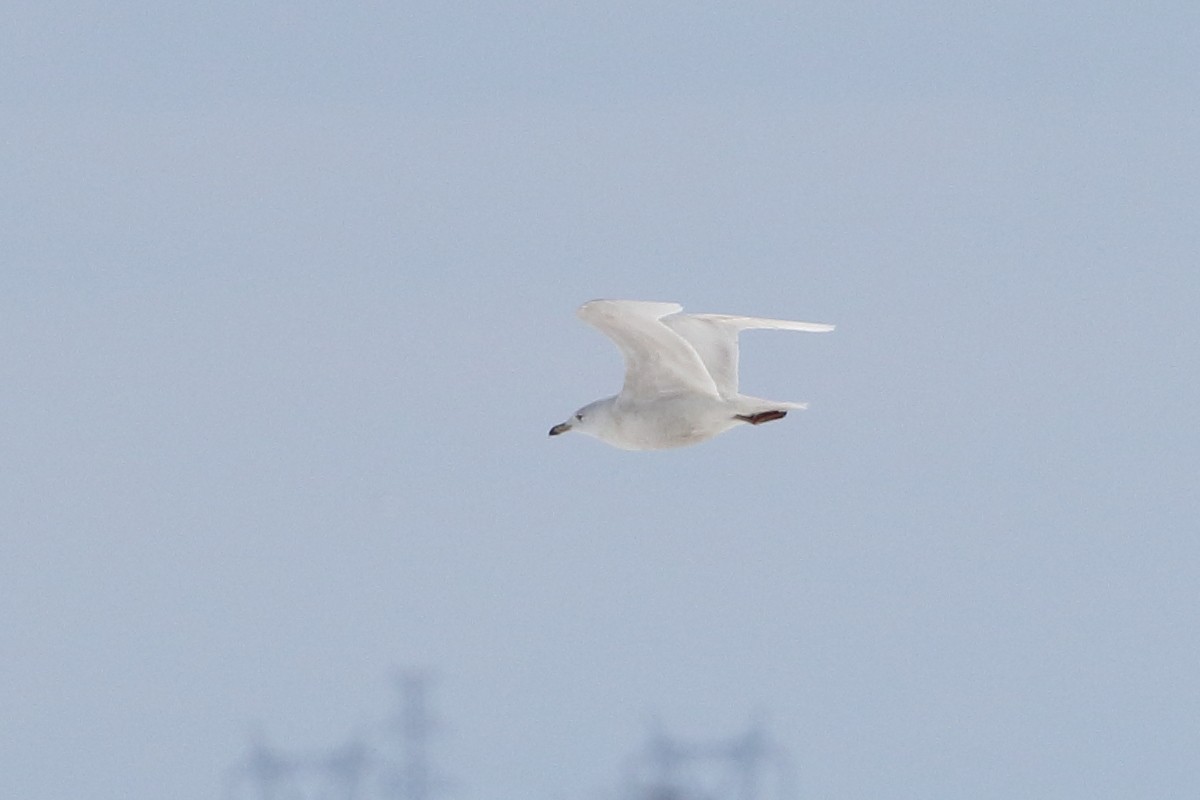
[548,397,615,440]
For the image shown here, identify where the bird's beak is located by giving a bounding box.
[548,421,572,436]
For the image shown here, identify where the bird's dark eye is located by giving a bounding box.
[575,413,583,421]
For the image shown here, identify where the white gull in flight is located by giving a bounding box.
[549,299,834,450]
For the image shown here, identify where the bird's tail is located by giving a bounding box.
[735,394,808,413]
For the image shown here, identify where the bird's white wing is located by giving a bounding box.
[577,300,720,401]
[663,313,835,396]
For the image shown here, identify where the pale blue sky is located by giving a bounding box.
[3,3,1199,799]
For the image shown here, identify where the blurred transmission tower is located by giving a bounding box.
[624,720,795,800]
[224,669,446,800]
[379,670,444,800]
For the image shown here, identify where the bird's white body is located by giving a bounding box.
[568,392,753,451]
[550,300,833,451]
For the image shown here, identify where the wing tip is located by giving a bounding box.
[577,299,683,320]
[575,301,835,331]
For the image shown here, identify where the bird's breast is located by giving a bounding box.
[605,395,737,450]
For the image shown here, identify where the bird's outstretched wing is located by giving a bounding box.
[663,313,835,396]
[577,300,720,401]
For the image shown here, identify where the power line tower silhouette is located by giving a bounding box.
[223,671,443,800]
[624,720,795,800]
[224,729,369,800]
[379,671,442,800]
